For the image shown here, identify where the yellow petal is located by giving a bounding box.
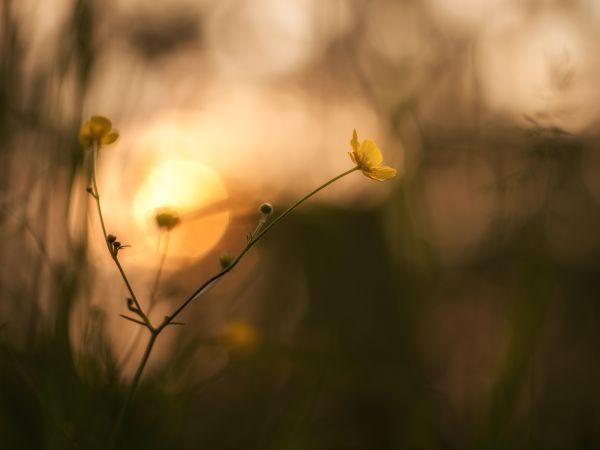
[220,321,260,355]
[366,165,397,181]
[79,122,94,146]
[350,129,360,153]
[357,139,383,169]
[101,130,119,146]
[79,115,114,147]
[89,116,112,136]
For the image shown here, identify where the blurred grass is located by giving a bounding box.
[2,0,600,449]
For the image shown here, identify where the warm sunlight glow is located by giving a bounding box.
[132,159,230,259]
[425,0,518,31]
[478,10,600,130]
[207,0,319,77]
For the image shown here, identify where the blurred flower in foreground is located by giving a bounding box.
[154,207,181,231]
[79,115,119,148]
[348,129,396,181]
[220,321,261,356]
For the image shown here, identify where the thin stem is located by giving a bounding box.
[106,165,358,448]
[148,231,169,312]
[158,167,359,331]
[119,315,147,326]
[253,167,359,245]
[90,144,112,253]
[90,144,152,329]
[108,331,158,450]
[251,216,266,239]
[117,231,170,368]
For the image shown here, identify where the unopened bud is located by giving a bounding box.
[259,203,273,215]
[154,207,181,231]
[219,253,234,270]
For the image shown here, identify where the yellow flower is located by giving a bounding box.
[348,129,396,181]
[79,115,119,148]
[154,207,181,231]
[220,321,261,356]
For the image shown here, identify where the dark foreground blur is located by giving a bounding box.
[2,1,600,449]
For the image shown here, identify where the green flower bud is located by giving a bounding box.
[219,253,234,270]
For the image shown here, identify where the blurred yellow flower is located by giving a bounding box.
[79,115,119,148]
[348,129,396,181]
[154,207,181,231]
[220,321,261,356]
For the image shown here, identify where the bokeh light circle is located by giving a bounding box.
[132,159,230,260]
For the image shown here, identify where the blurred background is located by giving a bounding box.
[2,0,600,448]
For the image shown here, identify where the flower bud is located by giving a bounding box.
[154,207,181,231]
[259,202,273,215]
[219,253,234,270]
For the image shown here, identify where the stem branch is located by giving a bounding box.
[90,144,152,329]
[102,161,358,449]
[158,166,358,331]
[107,331,158,450]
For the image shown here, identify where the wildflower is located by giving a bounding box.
[220,321,260,356]
[348,129,396,181]
[154,207,181,231]
[79,116,119,148]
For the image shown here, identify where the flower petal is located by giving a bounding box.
[348,151,358,165]
[101,131,119,146]
[79,115,114,147]
[367,165,397,181]
[79,122,94,146]
[357,139,383,169]
[89,116,112,136]
[350,129,360,153]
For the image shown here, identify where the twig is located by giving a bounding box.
[119,315,147,327]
